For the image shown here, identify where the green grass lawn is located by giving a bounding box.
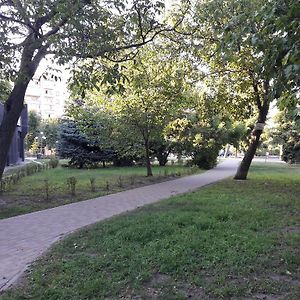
[0,164,199,219]
[1,163,299,299]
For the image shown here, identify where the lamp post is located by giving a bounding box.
[41,135,46,156]
[35,132,46,158]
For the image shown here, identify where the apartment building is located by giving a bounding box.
[25,74,69,119]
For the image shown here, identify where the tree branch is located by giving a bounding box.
[134,4,145,42]
[31,43,51,71]
[0,12,35,32]
[13,0,33,27]
[81,26,174,59]
[43,17,68,38]
[103,51,139,63]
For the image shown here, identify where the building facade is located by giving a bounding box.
[25,75,69,119]
[0,104,28,166]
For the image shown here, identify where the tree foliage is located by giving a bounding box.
[165,92,246,169]
[0,79,11,104]
[192,0,300,178]
[26,112,60,151]
[272,108,300,163]
[102,46,193,175]
[40,118,60,150]
[26,111,41,151]
[0,0,183,179]
[58,121,114,168]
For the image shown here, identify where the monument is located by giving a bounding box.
[0,104,28,166]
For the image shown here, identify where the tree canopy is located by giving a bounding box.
[1,0,299,179]
[0,0,188,179]
[190,0,300,178]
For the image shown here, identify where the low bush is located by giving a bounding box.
[192,148,218,169]
[49,157,59,168]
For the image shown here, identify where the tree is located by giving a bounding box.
[193,0,300,179]
[26,111,41,151]
[58,121,114,168]
[105,47,193,176]
[64,97,121,166]
[0,0,182,179]
[40,118,60,150]
[272,108,300,163]
[150,136,173,166]
[165,92,246,169]
[26,111,60,152]
[65,98,114,152]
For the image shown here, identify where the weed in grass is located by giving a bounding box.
[106,181,110,191]
[89,177,96,192]
[67,176,77,196]
[118,176,123,188]
[130,176,135,185]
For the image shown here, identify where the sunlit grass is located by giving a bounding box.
[1,163,299,299]
[0,164,200,219]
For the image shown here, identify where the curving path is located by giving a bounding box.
[0,159,239,291]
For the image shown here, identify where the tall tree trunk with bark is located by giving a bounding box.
[234,81,270,180]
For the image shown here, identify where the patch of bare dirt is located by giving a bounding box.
[0,195,34,206]
[246,293,278,300]
[270,274,300,286]
[141,272,209,299]
[175,282,207,299]
[266,225,300,236]
[281,226,300,234]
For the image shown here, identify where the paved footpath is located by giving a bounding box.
[0,159,239,291]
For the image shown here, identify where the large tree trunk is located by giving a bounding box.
[144,139,153,177]
[234,100,270,180]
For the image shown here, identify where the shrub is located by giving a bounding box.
[192,148,218,169]
[49,157,59,168]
